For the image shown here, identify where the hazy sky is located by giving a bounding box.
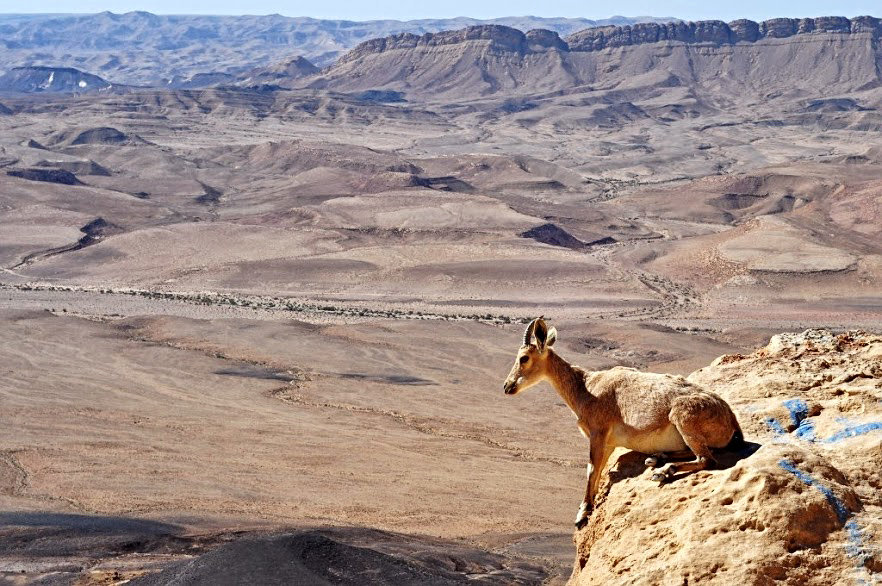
[3,0,879,21]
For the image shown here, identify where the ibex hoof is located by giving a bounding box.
[650,468,673,484]
[645,456,659,468]
[574,503,592,528]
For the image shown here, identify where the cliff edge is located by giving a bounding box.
[571,330,881,585]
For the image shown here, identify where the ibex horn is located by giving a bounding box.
[523,319,537,346]
[522,316,544,346]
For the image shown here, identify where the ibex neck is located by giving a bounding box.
[545,350,593,415]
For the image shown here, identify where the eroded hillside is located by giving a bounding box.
[0,11,880,586]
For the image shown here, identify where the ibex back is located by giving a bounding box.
[503,318,743,528]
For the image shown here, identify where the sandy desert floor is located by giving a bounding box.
[0,79,880,583]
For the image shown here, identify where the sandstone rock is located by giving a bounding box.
[570,330,882,585]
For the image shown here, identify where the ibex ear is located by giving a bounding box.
[546,327,557,347]
[534,318,548,351]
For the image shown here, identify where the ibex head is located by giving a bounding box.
[503,317,557,395]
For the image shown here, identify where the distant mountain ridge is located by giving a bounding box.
[340,16,882,60]
[0,12,675,85]
[303,16,882,100]
[6,13,880,99]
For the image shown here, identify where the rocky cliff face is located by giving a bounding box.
[308,17,882,99]
[336,25,534,65]
[340,16,882,59]
[565,16,877,50]
[570,330,882,585]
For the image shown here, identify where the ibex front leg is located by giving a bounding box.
[575,428,612,529]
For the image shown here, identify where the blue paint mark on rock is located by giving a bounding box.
[779,461,879,584]
[825,422,882,444]
[783,398,810,427]
[845,520,869,564]
[764,399,882,445]
[793,419,817,442]
[777,459,849,523]
[765,416,788,436]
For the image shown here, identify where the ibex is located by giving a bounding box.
[503,318,743,528]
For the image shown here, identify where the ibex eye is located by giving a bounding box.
[519,356,529,364]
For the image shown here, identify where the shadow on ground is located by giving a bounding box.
[606,441,764,487]
[0,515,550,585]
[0,512,186,558]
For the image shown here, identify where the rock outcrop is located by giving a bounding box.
[6,168,82,185]
[521,223,588,250]
[168,71,237,89]
[570,330,882,585]
[241,56,320,86]
[46,126,150,147]
[0,66,113,93]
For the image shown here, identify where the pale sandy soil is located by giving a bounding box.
[0,70,880,583]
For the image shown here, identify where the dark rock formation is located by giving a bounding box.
[6,168,81,185]
[353,90,406,103]
[0,66,112,93]
[128,529,547,585]
[34,159,112,176]
[521,223,587,250]
[77,217,123,247]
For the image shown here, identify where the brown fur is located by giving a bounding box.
[503,318,743,527]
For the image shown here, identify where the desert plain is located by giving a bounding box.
[0,14,881,585]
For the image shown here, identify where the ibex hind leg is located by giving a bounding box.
[651,399,722,484]
[645,449,693,469]
[651,440,714,484]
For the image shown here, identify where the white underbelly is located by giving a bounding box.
[616,424,688,454]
